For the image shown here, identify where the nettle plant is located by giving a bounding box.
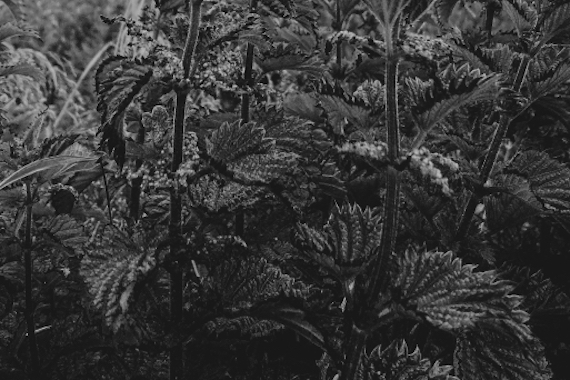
[3,0,570,379]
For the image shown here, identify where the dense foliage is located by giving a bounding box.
[1,0,570,379]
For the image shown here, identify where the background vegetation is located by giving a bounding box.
[1,0,570,379]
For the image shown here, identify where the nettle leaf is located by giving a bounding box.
[294,203,382,283]
[228,151,298,184]
[502,0,538,36]
[528,63,570,101]
[392,248,525,332]
[485,174,542,232]
[96,56,153,167]
[206,256,310,310]
[188,174,266,212]
[320,93,376,134]
[413,65,500,133]
[81,245,156,333]
[0,63,43,80]
[504,150,570,212]
[255,44,324,77]
[454,322,552,380]
[433,0,461,26]
[207,120,274,163]
[362,340,459,380]
[0,156,100,190]
[538,2,570,44]
[44,214,87,249]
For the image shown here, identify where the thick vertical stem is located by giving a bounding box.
[237,0,258,237]
[339,325,367,380]
[24,182,40,378]
[169,2,203,379]
[341,23,401,380]
[366,40,401,307]
[336,0,342,68]
[455,55,530,242]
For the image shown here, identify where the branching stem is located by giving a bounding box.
[455,55,530,242]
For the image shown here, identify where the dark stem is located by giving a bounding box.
[341,21,402,380]
[100,161,114,227]
[339,325,367,380]
[366,37,401,306]
[336,0,342,68]
[169,2,203,379]
[454,55,530,242]
[237,0,258,237]
[24,182,40,378]
[129,126,146,222]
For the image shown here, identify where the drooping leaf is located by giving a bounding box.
[392,248,525,332]
[256,44,324,77]
[504,150,570,212]
[0,63,43,81]
[43,214,87,249]
[502,0,538,36]
[528,63,570,101]
[362,340,459,380]
[454,322,552,380]
[206,120,274,163]
[413,65,500,133]
[0,23,38,42]
[81,239,157,332]
[0,156,100,191]
[96,56,153,167]
[538,2,570,44]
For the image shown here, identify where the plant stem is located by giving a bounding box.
[336,0,342,69]
[341,20,402,380]
[24,182,40,378]
[169,2,203,379]
[454,55,530,242]
[237,0,258,236]
[339,325,367,380]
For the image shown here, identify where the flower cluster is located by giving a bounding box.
[338,141,388,161]
[408,147,457,196]
[123,131,200,192]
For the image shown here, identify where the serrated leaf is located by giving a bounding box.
[81,246,156,332]
[392,248,524,332]
[45,214,87,249]
[539,2,570,44]
[502,0,538,36]
[454,323,552,380]
[415,70,500,133]
[363,340,459,380]
[433,0,461,26]
[207,120,273,163]
[505,150,570,212]
[0,0,23,20]
[228,151,298,183]
[529,63,570,101]
[294,203,382,282]
[0,156,100,191]
[96,56,153,167]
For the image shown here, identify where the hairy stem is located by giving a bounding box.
[341,21,402,380]
[24,182,40,378]
[455,55,530,242]
[169,2,203,379]
[237,0,258,236]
